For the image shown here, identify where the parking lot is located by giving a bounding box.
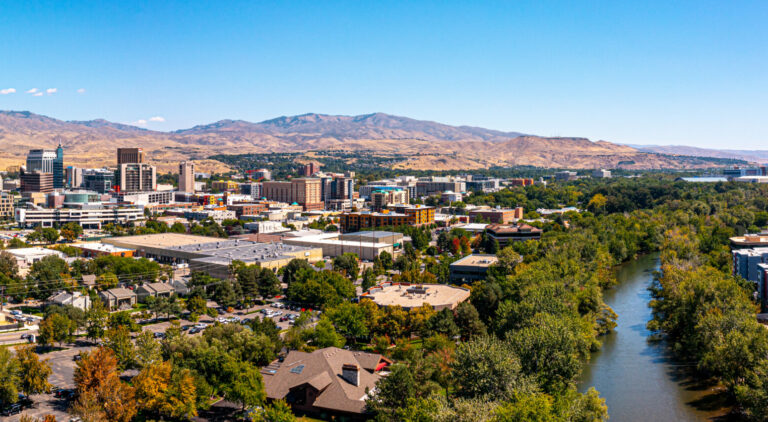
[141,300,313,337]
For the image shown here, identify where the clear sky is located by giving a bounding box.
[1,1,766,148]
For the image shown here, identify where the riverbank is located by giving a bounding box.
[578,254,733,421]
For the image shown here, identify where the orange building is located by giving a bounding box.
[509,178,534,187]
[74,242,135,258]
[339,205,435,232]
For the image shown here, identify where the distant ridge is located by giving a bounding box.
[0,110,738,171]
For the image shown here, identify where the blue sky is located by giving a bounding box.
[1,1,766,148]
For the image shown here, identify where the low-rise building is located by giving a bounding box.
[15,206,144,229]
[468,207,523,224]
[136,282,175,301]
[5,247,67,267]
[485,223,542,245]
[730,233,768,250]
[555,171,578,181]
[47,291,92,311]
[263,347,391,418]
[592,169,612,178]
[73,242,135,258]
[99,288,137,310]
[0,191,14,220]
[283,232,395,261]
[449,254,499,283]
[361,282,470,310]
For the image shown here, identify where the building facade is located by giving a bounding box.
[117,148,144,164]
[20,172,54,193]
[15,206,144,229]
[178,161,195,193]
[119,163,156,192]
[83,169,115,193]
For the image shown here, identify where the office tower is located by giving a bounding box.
[179,161,195,193]
[53,143,64,189]
[240,182,262,198]
[83,169,115,193]
[26,149,57,173]
[20,171,54,193]
[66,166,83,188]
[291,178,323,211]
[117,148,144,164]
[119,163,156,192]
[301,162,320,177]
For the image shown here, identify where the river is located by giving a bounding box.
[578,253,730,421]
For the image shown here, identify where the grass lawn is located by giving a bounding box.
[18,306,44,316]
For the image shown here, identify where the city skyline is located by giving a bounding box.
[1,1,767,149]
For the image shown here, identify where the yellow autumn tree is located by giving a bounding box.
[72,347,136,422]
[134,361,198,419]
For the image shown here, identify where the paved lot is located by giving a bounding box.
[5,344,92,422]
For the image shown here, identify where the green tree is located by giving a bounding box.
[86,299,109,341]
[367,364,415,417]
[451,335,532,401]
[0,348,20,405]
[222,359,266,411]
[306,318,345,349]
[134,331,162,369]
[105,325,136,370]
[16,345,52,395]
[38,313,76,347]
[251,399,296,422]
[333,253,360,281]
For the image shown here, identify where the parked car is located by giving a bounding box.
[154,332,166,339]
[189,327,202,334]
[241,318,251,325]
[73,354,82,361]
[0,403,22,416]
[181,325,192,331]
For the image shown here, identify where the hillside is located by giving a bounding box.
[0,110,736,172]
[632,144,768,164]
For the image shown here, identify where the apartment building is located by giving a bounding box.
[263,179,323,211]
[371,189,409,211]
[0,192,14,220]
[211,180,239,191]
[118,163,156,192]
[339,205,434,232]
[508,178,534,187]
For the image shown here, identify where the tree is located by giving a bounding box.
[134,361,197,420]
[28,255,71,298]
[251,399,296,422]
[0,348,20,405]
[221,359,266,411]
[105,325,135,370]
[333,253,360,281]
[214,280,239,308]
[258,268,281,298]
[86,299,109,341]
[325,302,370,341]
[134,331,162,369]
[454,302,487,340]
[16,345,52,395]
[378,250,393,270]
[367,364,415,417]
[169,222,187,233]
[73,347,136,422]
[186,295,208,315]
[281,259,314,286]
[306,319,345,349]
[38,313,76,347]
[0,250,19,279]
[451,335,532,401]
[60,222,84,242]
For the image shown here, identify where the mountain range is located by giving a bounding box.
[0,110,744,172]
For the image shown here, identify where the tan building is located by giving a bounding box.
[178,161,195,193]
[263,179,323,211]
[0,191,14,220]
[371,189,408,211]
[117,148,144,164]
[292,178,323,211]
[361,283,471,311]
[469,207,523,224]
[119,163,156,192]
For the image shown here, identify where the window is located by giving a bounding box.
[290,364,305,374]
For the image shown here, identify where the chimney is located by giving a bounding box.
[341,363,360,386]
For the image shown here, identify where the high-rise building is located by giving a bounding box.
[20,172,54,193]
[301,162,320,177]
[83,169,115,193]
[291,178,323,211]
[118,163,156,192]
[240,182,262,198]
[178,161,195,193]
[0,191,14,220]
[53,143,64,189]
[26,149,57,173]
[262,179,323,210]
[262,181,292,203]
[66,166,83,188]
[117,148,144,164]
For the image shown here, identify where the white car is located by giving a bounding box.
[194,322,207,329]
